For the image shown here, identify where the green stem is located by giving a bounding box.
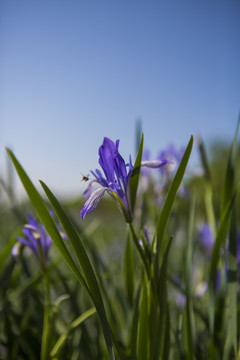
[128,222,150,279]
[41,269,51,360]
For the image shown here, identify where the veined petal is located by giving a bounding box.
[141,159,169,168]
[98,137,116,182]
[80,187,111,219]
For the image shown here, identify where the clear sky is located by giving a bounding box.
[0,0,239,198]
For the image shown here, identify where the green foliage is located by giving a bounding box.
[1,120,240,359]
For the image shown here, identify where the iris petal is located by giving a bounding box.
[141,160,170,168]
[80,187,111,219]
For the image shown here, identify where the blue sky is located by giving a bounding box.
[0,1,239,198]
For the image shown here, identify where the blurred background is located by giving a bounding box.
[0,0,239,199]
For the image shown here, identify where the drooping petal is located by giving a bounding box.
[80,187,111,219]
[17,236,36,253]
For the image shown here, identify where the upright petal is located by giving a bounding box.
[98,137,116,182]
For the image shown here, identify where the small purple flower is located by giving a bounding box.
[199,223,215,259]
[158,144,184,176]
[158,144,188,197]
[176,293,186,309]
[80,137,168,221]
[14,213,52,267]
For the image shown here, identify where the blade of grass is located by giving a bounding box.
[129,287,141,360]
[40,180,115,360]
[155,237,173,360]
[129,133,144,213]
[209,117,239,336]
[5,148,95,360]
[197,136,216,234]
[223,203,237,360]
[221,118,239,358]
[50,307,96,358]
[184,189,196,360]
[137,276,149,360]
[154,135,193,266]
[5,148,91,299]
[123,232,135,305]
[221,116,239,216]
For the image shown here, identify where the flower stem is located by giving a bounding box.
[41,269,51,360]
[128,222,150,279]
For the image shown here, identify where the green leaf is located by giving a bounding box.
[135,118,142,157]
[5,148,90,298]
[129,287,141,360]
[209,118,240,335]
[156,237,173,359]
[50,307,96,358]
[197,136,216,234]
[154,135,193,261]
[137,276,149,360]
[223,185,238,359]
[123,232,135,305]
[129,133,144,213]
[162,304,170,360]
[183,190,196,360]
[221,116,239,215]
[0,234,17,272]
[208,195,235,334]
[40,180,115,360]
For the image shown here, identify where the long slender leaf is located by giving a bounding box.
[137,276,149,360]
[130,287,141,360]
[40,180,115,360]
[154,135,193,262]
[221,117,239,215]
[183,190,196,360]
[50,307,96,358]
[5,148,91,298]
[223,203,237,360]
[222,119,239,358]
[123,232,135,305]
[209,118,239,335]
[129,133,144,213]
[156,237,173,360]
[197,136,216,234]
[208,196,234,333]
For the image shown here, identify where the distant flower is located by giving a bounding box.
[158,144,188,197]
[13,213,52,268]
[176,293,186,309]
[80,137,168,221]
[198,223,215,259]
[158,144,184,176]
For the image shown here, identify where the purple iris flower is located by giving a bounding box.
[158,144,184,176]
[80,137,168,221]
[14,213,52,267]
